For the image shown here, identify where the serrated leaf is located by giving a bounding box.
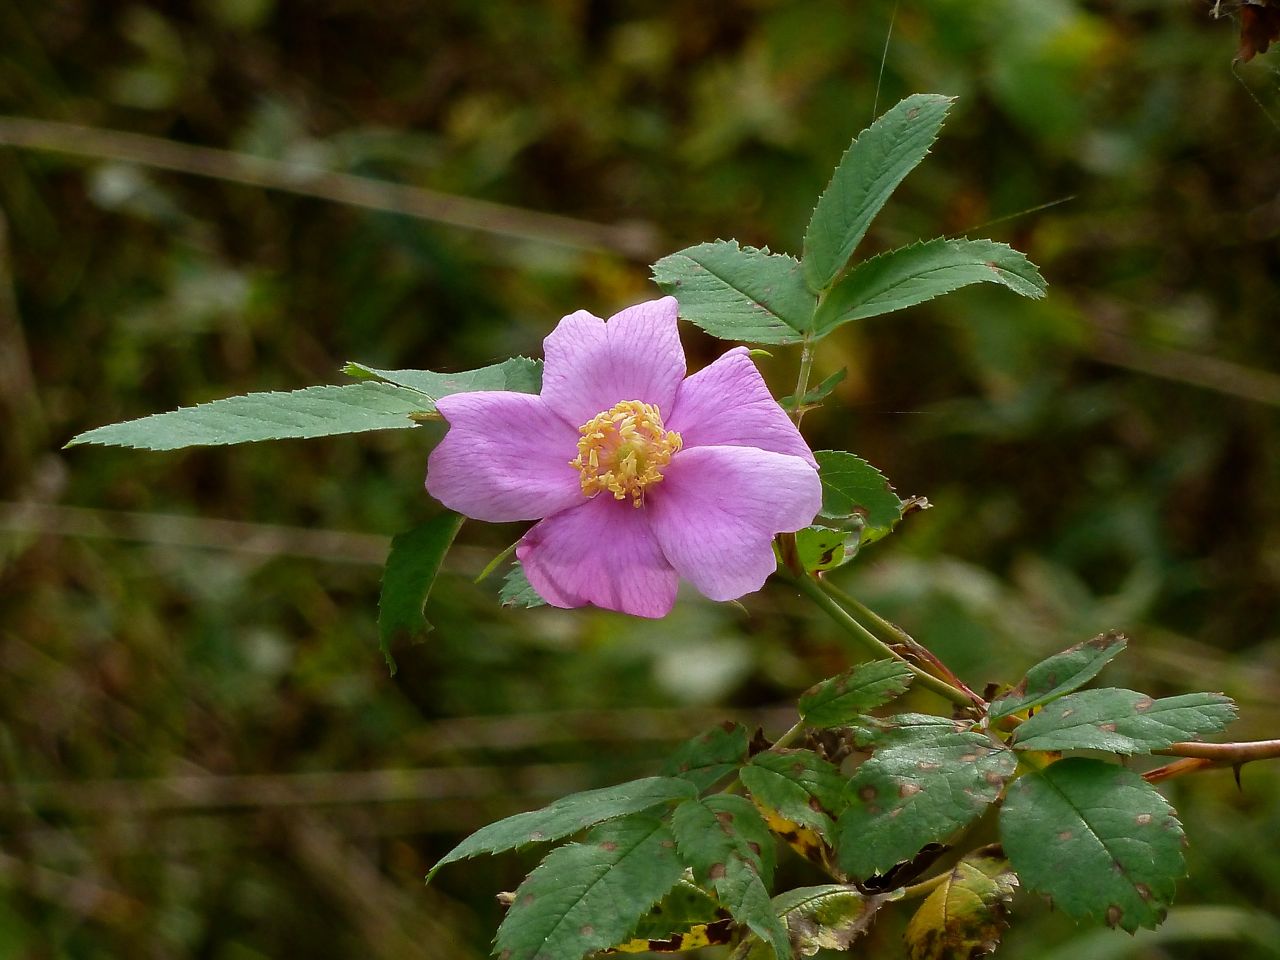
[1009,689,1237,755]
[905,856,1018,960]
[377,513,465,673]
[1000,757,1184,932]
[730,885,886,960]
[780,367,847,411]
[661,722,751,793]
[814,451,905,541]
[609,880,733,953]
[500,562,547,608]
[988,632,1128,720]
[740,749,847,843]
[67,382,429,450]
[427,776,696,881]
[836,735,1017,880]
[651,241,814,344]
[812,238,1046,334]
[799,660,915,728]
[342,355,542,398]
[794,525,856,573]
[494,815,684,960]
[671,795,790,960]
[803,94,953,293]
[848,714,971,750]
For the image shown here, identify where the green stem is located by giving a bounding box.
[819,580,982,704]
[899,869,951,900]
[791,335,816,426]
[790,574,973,708]
[772,720,806,751]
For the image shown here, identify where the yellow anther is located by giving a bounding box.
[569,400,682,506]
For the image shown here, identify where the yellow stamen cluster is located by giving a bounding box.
[570,400,683,506]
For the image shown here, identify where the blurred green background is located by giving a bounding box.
[2,0,1279,957]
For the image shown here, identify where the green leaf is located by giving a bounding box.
[493,815,684,960]
[1000,758,1185,931]
[1009,689,1237,755]
[661,722,751,793]
[730,885,886,959]
[989,632,1128,720]
[780,367,847,411]
[814,451,906,541]
[739,749,847,843]
[342,356,542,398]
[426,776,696,881]
[377,513,465,674]
[799,660,915,728]
[812,238,1047,334]
[612,880,733,952]
[904,856,1018,960]
[500,562,547,608]
[848,714,971,751]
[803,94,953,293]
[671,795,790,960]
[794,525,856,573]
[651,241,815,344]
[66,382,430,450]
[836,734,1017,880]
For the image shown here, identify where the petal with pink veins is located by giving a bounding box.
[517,495,679,618]
[648,446,821,601]
[427,392,582,522]
[540,297,685,426]
[667,347,816,466]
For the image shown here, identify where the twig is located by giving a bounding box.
[1145,739,1280,783]
[0,116,660,259]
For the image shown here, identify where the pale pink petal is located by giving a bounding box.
[667,347,816,467]
[647,446,821,601]
[426,392,583,522]
[540,297,685,426]
[517,495,679,618]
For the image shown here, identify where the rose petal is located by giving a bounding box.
[648,446,821,601]
[667,347,816,466]
[517,495,679,618]
[540,297,685,426]
[426,392,583,522]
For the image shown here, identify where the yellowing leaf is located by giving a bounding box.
[905,856,1018,960]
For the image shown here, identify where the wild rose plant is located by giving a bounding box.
[70,95,1278,960]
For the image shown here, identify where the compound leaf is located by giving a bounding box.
[837,734,1017,880]
[377,513,464,673]
[1000,758,1184,932]
[493,815,684,960]
[671,795,789,960]
[730,885,886,959]
[67,382,429,450]
[652,241,814,344]
[813,238,1046,335]
[803,94,953,293]
[800,660,915,728]
[427,776,696,880]
[1009,689,1237,755]
[905,855,1018,960]
[989,632,1128,720]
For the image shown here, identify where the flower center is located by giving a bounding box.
[570,400,683,507]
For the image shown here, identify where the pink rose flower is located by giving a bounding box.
[426,296,822,618]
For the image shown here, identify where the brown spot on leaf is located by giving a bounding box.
[1136,883,1153,902]
[748,841,762,857]
[907,106,921,119]
[599,841,618,852]
[1060,709,1074,719]
[899,782,922,798]
[1099,722,1118,733]
[661,839,675,848]
[1136,813,1153,826]
[1058,830,1073,841]
[867,804,883,816]
[521,894,536,906]
[1135,698,1154,712]
[1106,905,1124,927]
[918,761,941,772]
[985,770,1006,785]
[959,753,980,763]
[579,925,594,938]
[715,811,734,825]
[859,785,878,802]
[708,863,727,880]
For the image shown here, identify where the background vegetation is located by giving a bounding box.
[1,1,1278,957]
